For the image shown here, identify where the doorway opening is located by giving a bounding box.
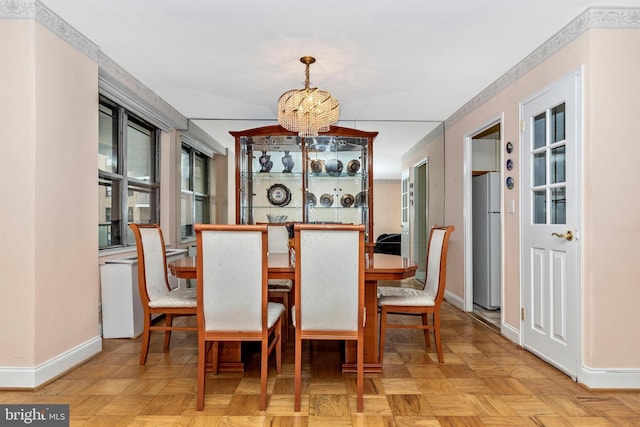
[467,122,502,331]
[412,160,428,282]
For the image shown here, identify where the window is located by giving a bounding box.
[181,144,210,240]
[99,96,160,249]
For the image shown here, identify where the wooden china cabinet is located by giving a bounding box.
[230,125,378,243]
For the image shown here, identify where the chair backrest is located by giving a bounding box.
[129,224,171,303]
[423,225,455,304]
[195,224,268,332]
[294,224,365,332]
[267,224,290,254]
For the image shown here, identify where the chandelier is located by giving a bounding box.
[277,56,339,137]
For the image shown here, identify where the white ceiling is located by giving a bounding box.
[40,0,640,178]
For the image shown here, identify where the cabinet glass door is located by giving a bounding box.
[239,135,303,224]
[305,136,368,232]
[233,125,376,242]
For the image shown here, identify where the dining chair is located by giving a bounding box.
[195,224,285,411]
[378,225,455,364]
[293,223,365,412]
[266,224,294,341]
[129,224,197,365]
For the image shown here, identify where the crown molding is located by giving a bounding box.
[180,121,227,157]
[1,1,100,61]
[444,6,640,129]
[0,0,35,18]
[98,63,187,132]
[590,7,640,28]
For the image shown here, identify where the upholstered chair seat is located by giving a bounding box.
[268,278,293,290]
[377,287,435,306]
[148,287,196,308]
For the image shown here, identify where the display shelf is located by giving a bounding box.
[231,125,377,241]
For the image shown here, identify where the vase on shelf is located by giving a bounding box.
[259,151,273,173]
[282,151,294,173]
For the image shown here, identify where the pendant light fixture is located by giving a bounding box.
[277,56,339,137]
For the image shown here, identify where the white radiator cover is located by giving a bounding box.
[99,249,187,338]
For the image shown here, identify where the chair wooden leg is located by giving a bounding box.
[196,337,206,411]
[421,313,431,347]
[378,308,388,366]
[356,335,364,412]
[275,319,282,374]
[282,294,289,342]
[433,311,444,363]
[140,314,152,365]
[260,337,268,411]
[211,341,220,375]
[163,314,173,352]
[294,330,302,412]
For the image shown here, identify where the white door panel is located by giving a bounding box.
[521,69,581,379]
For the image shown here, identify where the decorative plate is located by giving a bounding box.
[354,191,367,207]
[347,159,360,175]
[506,141,514,154]
[340,193,355,207]
[267,183,292,207]
[506,159,513,171]
[307,192,317,207]
[320,193,334,207]
[310,159,324,174]
[506,176,514,190]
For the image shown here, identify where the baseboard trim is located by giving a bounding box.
[414,293,640,390]
[0,336,102,388]
[580,366,640,389]
[500,321,520,344]
[444,291,464,311]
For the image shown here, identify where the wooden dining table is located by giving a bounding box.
[169,252,417,373]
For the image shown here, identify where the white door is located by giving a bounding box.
[521,70,581,379]
[400,169,410,258]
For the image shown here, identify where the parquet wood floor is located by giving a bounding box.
[2,301,639,426]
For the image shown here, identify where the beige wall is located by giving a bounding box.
[0,20,100,368]
[584,29,640,367]
[372,180,401,239]
[405,26,640,373]
[0,20,37,367]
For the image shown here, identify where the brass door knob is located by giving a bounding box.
[551,230,574,241]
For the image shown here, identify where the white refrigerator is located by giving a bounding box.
[472,172,501,310]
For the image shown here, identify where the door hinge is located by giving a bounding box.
[521,308,525,321]
[520,120,525,132]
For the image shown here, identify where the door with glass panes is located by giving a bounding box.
[521,70,581,379]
